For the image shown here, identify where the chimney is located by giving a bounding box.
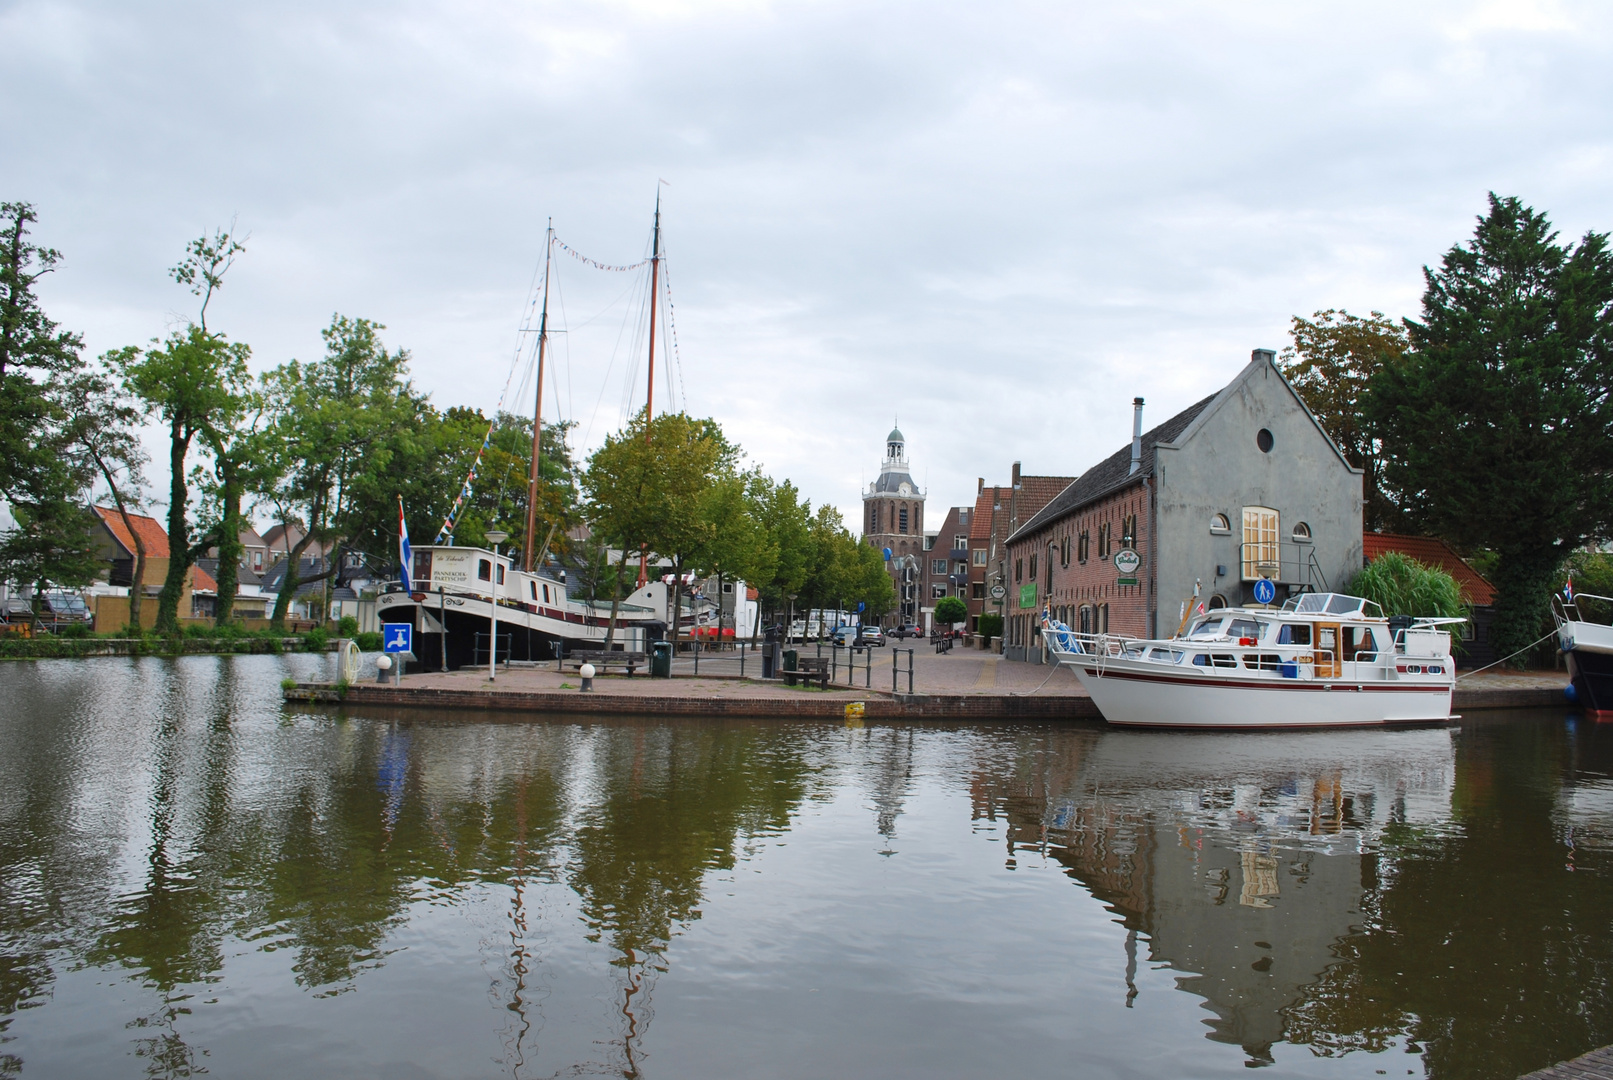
[1252,348,1276,365]
[1011,461,1021,489]
[977,477,984,495]
[1129,398,1145,475]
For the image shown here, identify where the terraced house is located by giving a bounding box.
[1002,349,1364,662]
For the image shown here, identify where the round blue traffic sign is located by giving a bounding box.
[1252,578,1277,605]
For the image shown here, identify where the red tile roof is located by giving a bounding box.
[969,489,999,542]
[93,506,170,559]
[189,564,218,594]
[1363,533,1496,605]
[1013,476,1077,525]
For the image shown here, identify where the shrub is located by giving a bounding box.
[354,631,384,651]
[978,612,1004,638]
[1345,551,1468,620]
[337,615,359,637]
[303,626,329,652]
[60,623,91,638]
[281,677,298,690]
[934,596,968,626]
[183,622,215,639]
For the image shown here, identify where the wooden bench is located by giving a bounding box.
[782,655,831,689]
[568,649,647,676]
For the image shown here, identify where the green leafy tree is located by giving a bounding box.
[1370,194,1613,662]
[746,475,812,623]
[934,595,967,626]
[261,315,431,628]
[1280,309,1410,531]
[57,357,151,629]
[117,227,253,634]
[582,409,729,644]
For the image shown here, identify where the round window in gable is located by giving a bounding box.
[1256,428,1274,453]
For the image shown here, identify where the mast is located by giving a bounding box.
[522,220,553,573]
[637,194,661,588]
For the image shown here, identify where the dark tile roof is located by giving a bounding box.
[871,469,919,495]
[1008,395,1216,542]
[1011,476,1078,528]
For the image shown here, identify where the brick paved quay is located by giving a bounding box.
[1519,1045,1613,1080]
[284,644,1575,720]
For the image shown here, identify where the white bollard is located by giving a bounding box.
[579,662,595,692]
[376,654,393,684]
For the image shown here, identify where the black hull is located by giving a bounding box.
[1567,648,1613,713]
[376,598,656,673]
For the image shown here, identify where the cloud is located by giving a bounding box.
[5,0,1612,528]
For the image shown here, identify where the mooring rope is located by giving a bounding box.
[1455,628,1559,681]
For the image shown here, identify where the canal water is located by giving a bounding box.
[2,656,1610,1079]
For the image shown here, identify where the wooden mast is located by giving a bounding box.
[637,194,661,588]
[522,220,553,573]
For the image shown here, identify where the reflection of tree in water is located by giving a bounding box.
[564,722,818,1077]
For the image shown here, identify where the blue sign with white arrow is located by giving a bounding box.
[382,622,413,654]
[1252,578,1277,605]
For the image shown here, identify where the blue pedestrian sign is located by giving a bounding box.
[382,622,413,654]
[1252,578,1277,605]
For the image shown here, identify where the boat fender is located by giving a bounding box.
[1565,682,1578,702]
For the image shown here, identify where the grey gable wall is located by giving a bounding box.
[1153,356,1363,621]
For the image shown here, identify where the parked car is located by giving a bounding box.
[859,625,885,646]
[830,625,862,648]
[887,624,922,640]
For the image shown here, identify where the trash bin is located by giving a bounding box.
[651,640,673,678]
[783,649,799,672]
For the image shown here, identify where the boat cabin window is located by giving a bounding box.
[496,564,505,584]
[478,559,491,581]
[1225,618,1261,640]
[1277,623,1311,646]
[1192,653,1238,668]
[1344,626,1381,660]
[529,581,538,601]
[1189,617,1225,638]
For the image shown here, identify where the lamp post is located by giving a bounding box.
[485,530,508,681]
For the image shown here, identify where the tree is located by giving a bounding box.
[57,356,151,629]
[582,409,729,644]
[934,595,967,627]
[0,202,82,506]
[1370,194,1613,661]
[260,315,429,628]
[1280,309,1410,531]
[746,475,812,620]
[118,227,253,634]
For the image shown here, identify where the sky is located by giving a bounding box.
[5,0,1612,532]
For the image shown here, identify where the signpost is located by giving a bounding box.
[1253,577,1277,606]
[990,584,1006,601]
[1114,548,1141,588]
[382,622,413,682]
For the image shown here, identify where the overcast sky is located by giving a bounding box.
[6,0,1612,531]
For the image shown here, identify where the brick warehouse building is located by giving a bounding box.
[1002,349,1364,662]
[862,426,925,626]
[969,468,1078,635]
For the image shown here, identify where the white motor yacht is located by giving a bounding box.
[1042,592,1461,729]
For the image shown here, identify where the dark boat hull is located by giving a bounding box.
[1567,648,1613,715]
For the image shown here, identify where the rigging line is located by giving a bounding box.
[661,253,689,414]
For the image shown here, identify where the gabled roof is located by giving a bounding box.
[969,489,998,542]
[93,506,170,559]
[1008,396,1215,542]
[1364,533,1497,605]
[189,563,218,595]
[1012,476,1078,527]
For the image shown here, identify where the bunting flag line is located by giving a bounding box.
[554,236,650,273]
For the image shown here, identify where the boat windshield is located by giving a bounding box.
[1188,617,1225,638]
[1225,618,1263,640]
[1294,592,1371,616]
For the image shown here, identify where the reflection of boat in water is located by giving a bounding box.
[1042,592,1460,728]
[984,724,1457,1065]
[1554,590,1613,715]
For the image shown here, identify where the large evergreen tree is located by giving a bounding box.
[1371,194,1613,661]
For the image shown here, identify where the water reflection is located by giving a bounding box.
[2,656,1612,1079]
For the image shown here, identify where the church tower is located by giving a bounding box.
[862,426,924,625]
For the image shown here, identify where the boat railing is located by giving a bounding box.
[1555,592,1613,629]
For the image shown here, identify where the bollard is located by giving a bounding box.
[376,654,393,684]
[580,662,595,692]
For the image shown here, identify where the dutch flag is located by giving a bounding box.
[399,496,412,592]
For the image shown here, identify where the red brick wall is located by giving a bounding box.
[1007,480,1153,643]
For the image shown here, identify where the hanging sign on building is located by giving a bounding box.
[1113,548,1141,575]
[990,583,1006,600]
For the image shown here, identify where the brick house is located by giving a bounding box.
[967,468,1078,638]
[1004,349,1364,662]
[861,426,925,627]
[922,505,973,630]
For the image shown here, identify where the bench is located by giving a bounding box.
[568,649,647,676]
[782,655,831,689]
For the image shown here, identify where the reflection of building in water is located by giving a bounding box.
[862,726,918,848]
[975,727,1456,1066]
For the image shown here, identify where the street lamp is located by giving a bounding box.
[485,530,509,681]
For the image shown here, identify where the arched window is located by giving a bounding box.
[1292,521,1312,542]
[1207,594,1227,610]
[478,559,491,581]
[899,505,909,534]
[1210,513,1231,534]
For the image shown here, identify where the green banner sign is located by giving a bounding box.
[1019,584,1037,609]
